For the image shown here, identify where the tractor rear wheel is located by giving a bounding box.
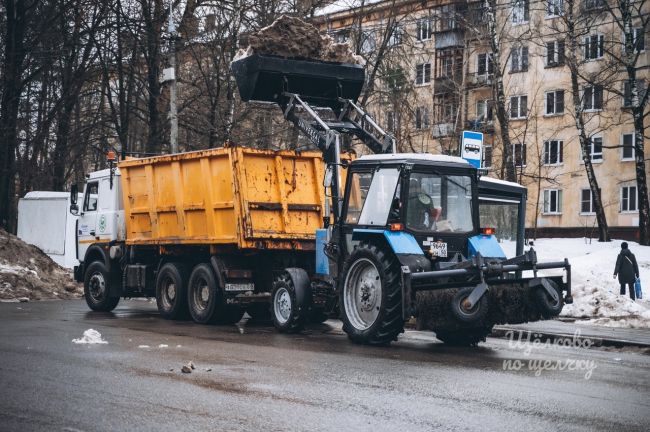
[435,327,493,346]
[340,242,404,346]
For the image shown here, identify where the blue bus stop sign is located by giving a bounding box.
[461,131,483,168]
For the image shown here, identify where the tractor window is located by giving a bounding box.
[345,172,372,224]
[407,173,473,233]
[358,168,400,226]
[83,182,99,212]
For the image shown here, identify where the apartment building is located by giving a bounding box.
[314,0,649,239]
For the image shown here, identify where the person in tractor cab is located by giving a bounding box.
[407,178,442,230]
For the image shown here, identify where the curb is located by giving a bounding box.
[490,326,650,349]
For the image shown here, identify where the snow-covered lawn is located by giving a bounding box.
[502,238,650,328]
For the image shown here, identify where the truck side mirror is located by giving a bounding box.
[70,184,79,215]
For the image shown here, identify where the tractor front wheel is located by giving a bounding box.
[340,242,404,346]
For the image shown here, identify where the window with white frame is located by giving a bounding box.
[477,53,494,76]
[415,106,430,130]
[416,18,432,41]
[512,0,529,24]
[360,31,376,53]
[581,189,595,213]
[621,185,638,212]
[388,25,403,46]
[334,30,350,43]
[546,0,563,17]
[585,136,603,161]
[584,34,604,60]
[622,28,645,53]
[546,40,565,66]
[543,189,563,214]
[584,0,605,10]
[510,45,529,72]
[476,99,494,121]
[623,79,646,107]
[546,90,565,115]
[583,85,603,110]
[622,133,635,160]
[543,140,563,165]
[510,95,528,119]
[514,143,526,167]
[415,63,431,85]
[483,145,493,167]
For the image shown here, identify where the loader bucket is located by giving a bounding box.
[230,54,365,110]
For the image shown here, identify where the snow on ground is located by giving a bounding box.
[72,329,108,344]
[501,238,650,328]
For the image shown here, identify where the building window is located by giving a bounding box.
[510,95,528,119]
[623,28,645,53]
[483,145,493,168]
[546,40,565,67]
[477,53,494,76]
[514,143,527,167]
[621,185,638,212]
[584,34,604,60]
[510,45,529,72]
[512,0,529,24]
[543,140,563,165]
[416,17,432,41]
[584,0,606,10]
[622,133,635,160]
[546,0,563,16]
[360,31,376,53]
[543,189,563,214]
[545,90,565,115]
[415,107,430,130]
[581,189,595,213]
[415,63,431,85]
[388,25,403,46]
[623,80,646,107]
[476,99,494,121]
[585,136,603,161]
[333,30,350,43]
[583,85,603,111]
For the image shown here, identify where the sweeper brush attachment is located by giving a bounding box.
[231,54,365,110]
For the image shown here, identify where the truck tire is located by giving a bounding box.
[156,262,189,320]
[84,261,120,312]
[187,263,221,324]
[340,242,404,346]
[435,326,493,346]
[271,273,306,333]
[450,287,488,324]
[534,280,563,319]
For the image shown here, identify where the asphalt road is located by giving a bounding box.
[0,300,648,432]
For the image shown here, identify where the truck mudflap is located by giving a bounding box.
[400,249,572,331]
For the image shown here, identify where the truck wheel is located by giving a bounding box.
[156,262,189,320]
[271,273,305,333]
[340,243,404,346]
[450,287,488,324]
[84,261,120,312]
[435,327,493,346]
[187,263,220,324]
[534,280,563,318]
[247,304,272,323]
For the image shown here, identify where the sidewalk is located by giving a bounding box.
[491,320,650,348]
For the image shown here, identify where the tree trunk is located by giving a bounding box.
[633,109,650,244]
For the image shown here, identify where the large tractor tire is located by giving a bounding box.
[340,242,404,346]
[155,262,190,320]
[450,286,489,324]
[435,326,493,347]
[534,280,564,319]
[271,272,306,333]
[84,261,120,312]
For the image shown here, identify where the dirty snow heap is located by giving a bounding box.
[235,15,363,65]
[0,229,81,301]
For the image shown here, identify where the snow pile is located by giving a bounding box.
[0,229,82,301]
[234,15,363,64]
[502,238,650,328]
[72,329,108,344]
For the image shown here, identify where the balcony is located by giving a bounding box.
[467,73,494,88]
[466,118,495,133]
[431,123,456,137]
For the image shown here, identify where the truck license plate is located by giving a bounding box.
[430,242,448,258]
[224,283,255,292]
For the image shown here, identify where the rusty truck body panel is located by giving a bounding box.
[119,147,330,250]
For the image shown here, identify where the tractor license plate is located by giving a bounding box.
[224,283,255,292]
[430,242,448,258]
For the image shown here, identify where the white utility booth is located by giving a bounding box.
[17,191,80,269]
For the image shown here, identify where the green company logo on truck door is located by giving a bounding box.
[99,215,106,233]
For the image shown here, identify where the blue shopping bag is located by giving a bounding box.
[635,278,643,300]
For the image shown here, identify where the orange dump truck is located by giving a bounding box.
[70,146,336,324]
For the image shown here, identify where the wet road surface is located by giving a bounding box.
[0,300,648,431]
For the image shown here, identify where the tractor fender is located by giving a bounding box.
[284,267,312,310]
[351,229,431,273]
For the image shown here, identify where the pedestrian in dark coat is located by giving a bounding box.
[613,242,639,301]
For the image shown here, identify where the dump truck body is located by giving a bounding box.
[119,147,327,250]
